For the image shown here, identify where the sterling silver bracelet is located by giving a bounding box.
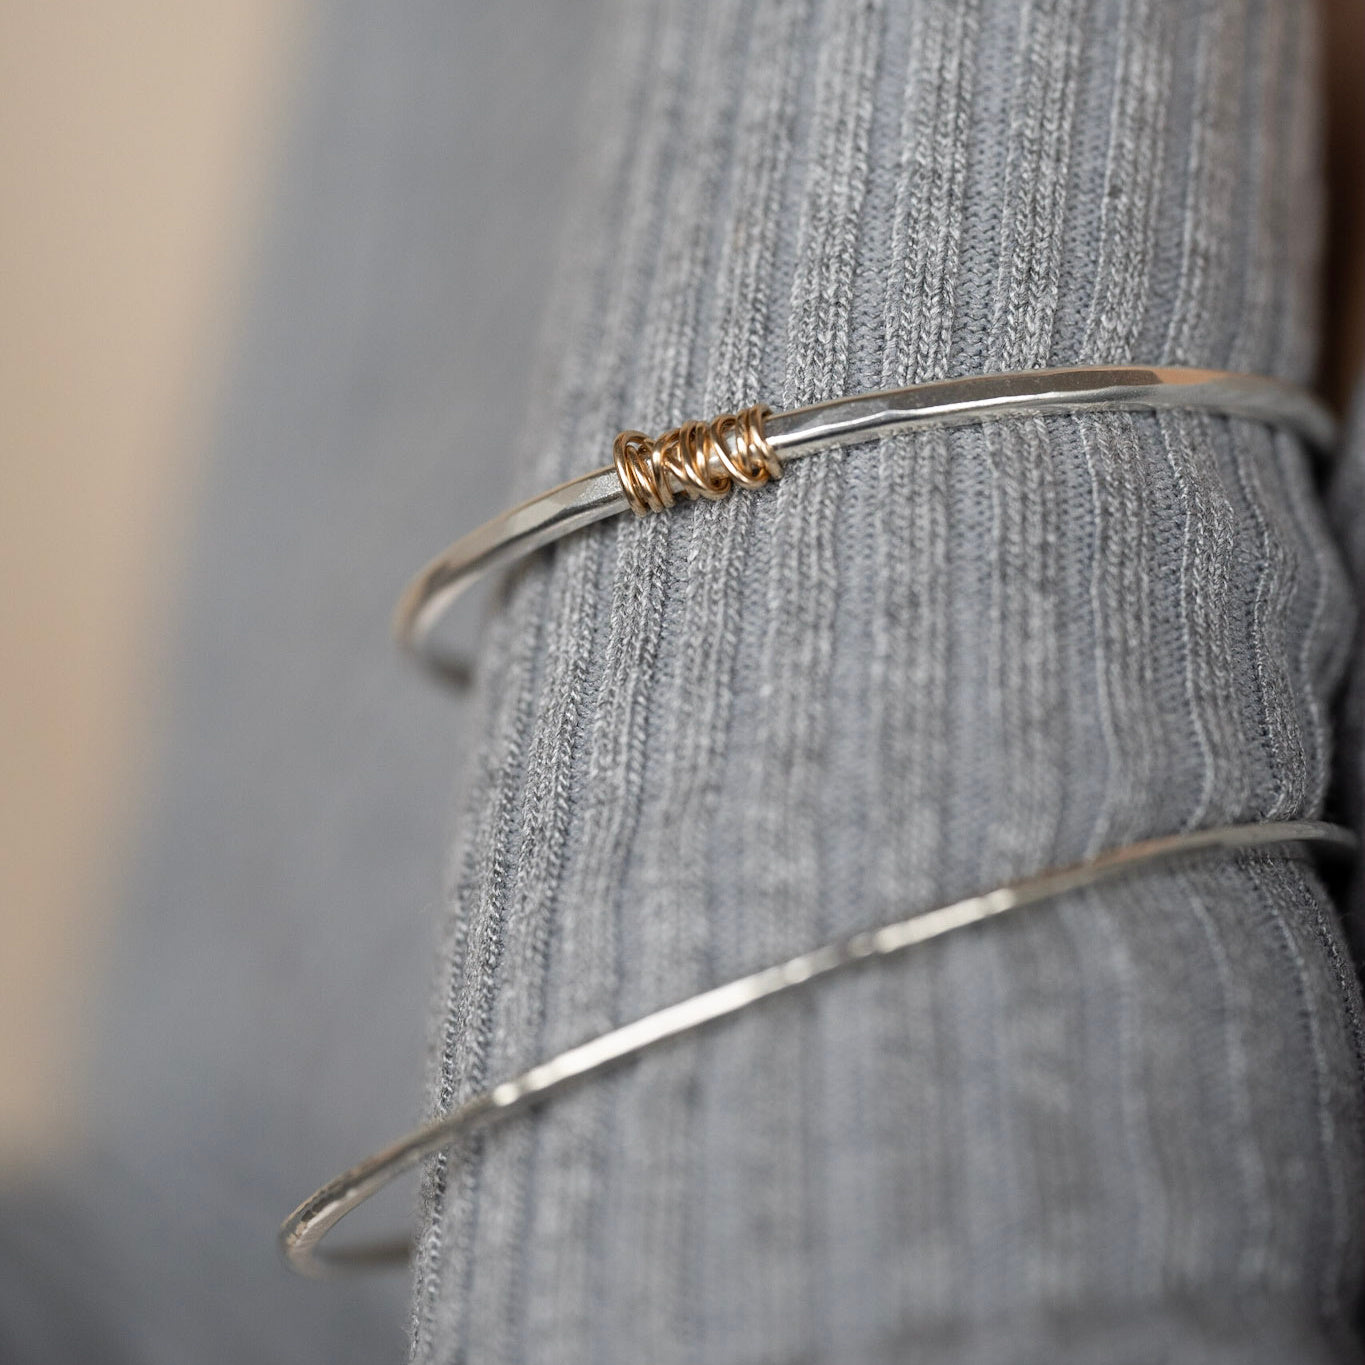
[393,365,1337,683]
[279,818,1353,1277]
[310,367,1346,1280]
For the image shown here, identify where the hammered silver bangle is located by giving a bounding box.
[393,365,1337,683]
[279,818,1353,1277]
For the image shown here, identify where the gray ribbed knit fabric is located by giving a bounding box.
[415,1,1365,1362]
[1331,387,1365,967]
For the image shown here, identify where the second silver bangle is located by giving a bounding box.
[279,817,1354,1278]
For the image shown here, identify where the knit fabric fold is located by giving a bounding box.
[415,2,1365,1361]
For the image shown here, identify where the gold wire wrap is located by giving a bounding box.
[612,403,779,516]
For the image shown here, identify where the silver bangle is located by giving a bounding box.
[279,818,1353,1277]
[394,366,1337,683]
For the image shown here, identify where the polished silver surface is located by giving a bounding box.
[393,466,623,686]
[280,818,1354,1277]
[763,365,1337,453]
[394,366,1338,682]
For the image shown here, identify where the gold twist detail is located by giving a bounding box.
[612,403,779,516]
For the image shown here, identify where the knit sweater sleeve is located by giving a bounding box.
[415,2,1365,1361]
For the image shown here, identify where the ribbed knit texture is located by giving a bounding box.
[415,1,1365,1362]
[1331,388,1365,967]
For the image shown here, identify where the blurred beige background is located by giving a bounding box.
[0,2,307,1170]
[0,0,1360,1180]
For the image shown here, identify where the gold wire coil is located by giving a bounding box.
[612,403,779,516]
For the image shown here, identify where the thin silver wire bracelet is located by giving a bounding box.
[279,819,1354,1277]
[393,366,1337,684]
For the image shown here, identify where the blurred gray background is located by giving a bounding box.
[1,3,599,1359]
